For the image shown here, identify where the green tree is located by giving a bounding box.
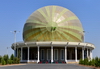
[95,57,99,67]
[0,56,2,63]
[1,58,6,65]
[10,54,14,60]
[98,58,100,67]
[3,55,9,64]
[91,58,95,66]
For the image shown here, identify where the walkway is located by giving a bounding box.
[0,64,93,69]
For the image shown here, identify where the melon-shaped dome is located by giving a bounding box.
[23,5,84,42]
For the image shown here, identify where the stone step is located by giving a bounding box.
[67,62,79,64]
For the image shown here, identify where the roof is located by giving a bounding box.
[11,41,95,49]
[23,5,84,42]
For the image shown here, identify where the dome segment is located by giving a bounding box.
[23,6,84,42]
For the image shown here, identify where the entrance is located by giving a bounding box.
[67,47,75,60]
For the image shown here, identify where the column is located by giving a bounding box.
[17,47,18,57]
[75,47,77,62]
[65,46,67,63]
[28,47,29,62]
[90,49,92,60]
[87,48,88,58]
[37,46,40,63]
[82,47,84,60]
[21,47,23,61]
[51,46,53,63]
[14,50,16,57]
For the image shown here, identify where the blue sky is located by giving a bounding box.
[0,0,100,57]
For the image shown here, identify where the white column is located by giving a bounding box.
[75,47,77,62]
[21,47,23,61]
[51,46,53,63]
[37,46,40,63]
[28,47,29,62]
[82,47,84,60]
[90,49,92,60]
[17,47,18,57]
[87,48,88,58]
[65,46,67,63]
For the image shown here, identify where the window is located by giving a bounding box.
[61,49,64,60]
[54,49,58,60]
[47,49,51,60]
[41,49,44,60]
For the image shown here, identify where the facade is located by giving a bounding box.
[11,6,95,63]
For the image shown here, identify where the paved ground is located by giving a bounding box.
[0,64,93,69]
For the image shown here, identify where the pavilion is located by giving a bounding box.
[11,5,95,63]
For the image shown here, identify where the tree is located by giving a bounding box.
[95,57,99,67]
[0,56,2,63]
[10,54,14,60]
[3,55,9,64]
[1,58,6,65]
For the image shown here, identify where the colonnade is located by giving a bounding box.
[16,46,92,63]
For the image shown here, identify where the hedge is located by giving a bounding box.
[79,57,100,67]
[0,54,20,65]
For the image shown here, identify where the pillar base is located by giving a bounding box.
[65,60,67,62]
[75,60,77,62]
[51,60,53,63]
[37,60,40,63]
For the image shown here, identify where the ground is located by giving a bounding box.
[0,64,94,69]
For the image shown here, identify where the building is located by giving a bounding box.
[11,5,95,63]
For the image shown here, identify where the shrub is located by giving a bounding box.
[0,56,2,63]
[91,58,95,66]
[79,57,100,67]
[8,60,13,64]
[1,58,6,65]
[95,57,99,67]
[3,55,9,64]
[84,58,89,65]
[88,60,92,65]
[79,58,84,64]
[0,54,20,65]
[10,54,14,60]
[98,58,100,67]
[13,57,20,64]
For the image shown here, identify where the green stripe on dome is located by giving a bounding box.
[56,31,64,41]
[31,29,47,41]
[56,29,70,41]
[55,9,69,22]
[60,28,82,41]
[58,16,78,24]
[38,9,49,23]
[45,6,50,18]
[24,28,46,41]
[59,26,83,32]
[52,6,56,26]
[26,20,47,25]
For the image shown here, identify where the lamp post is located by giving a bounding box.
[11,30,20,57]
[7,47,10,55]
[81,30,85,60]
[83,31,85,43]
